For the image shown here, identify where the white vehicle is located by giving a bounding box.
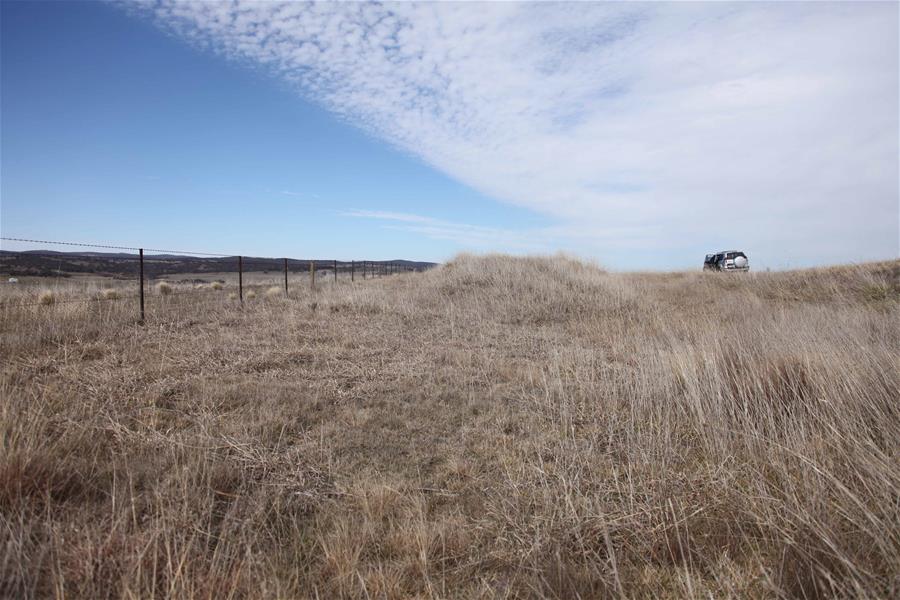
[703,251,749,272]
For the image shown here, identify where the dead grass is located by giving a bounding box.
[1,255,898,599]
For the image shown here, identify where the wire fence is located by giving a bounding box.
[0,237,433,320]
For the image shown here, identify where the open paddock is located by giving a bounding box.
[1,255,898,599]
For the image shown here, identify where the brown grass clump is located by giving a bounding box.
[265,285,283,298]
[37,290,55,305]
[100,289,120,300]
[246,289,257,300]
[211,281,224,290]
[1,255,898,599]
[155,281,172,295]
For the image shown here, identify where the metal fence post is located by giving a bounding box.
[238,256,243,304]
[351,260,355,282]
[139,248,145,322]
[284,258,288,296]
[310,260,315,290]
[334,259,337,283]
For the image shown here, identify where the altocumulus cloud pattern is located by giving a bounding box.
[122,1,899,266]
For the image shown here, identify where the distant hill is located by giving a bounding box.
[0,250,437,278]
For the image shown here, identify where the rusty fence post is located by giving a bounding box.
[139,248,145,322]
[238,256,243,304]
[310,260,315,290]
[284,258,288,296]
[351,260,355,282]
[334,259,337,284]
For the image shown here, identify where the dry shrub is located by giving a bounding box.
[211,281,224,290]
[246,290,257,299]
[100,289,120,300]
[155,281,172,295]
[38,290,55,305]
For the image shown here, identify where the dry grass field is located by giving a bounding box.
[1,254,898,599]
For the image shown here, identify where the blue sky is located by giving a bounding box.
[2,1,897,269]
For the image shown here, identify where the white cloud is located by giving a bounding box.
[123,1,898,267]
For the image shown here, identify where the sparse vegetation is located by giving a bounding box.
[1,255,898,599]
[100,288,120,300]
[266,285,283,298]
[246,289,257,299]
[211,281,224,290]
[155,281,172,295]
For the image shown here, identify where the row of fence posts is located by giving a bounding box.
[136,250,406,322]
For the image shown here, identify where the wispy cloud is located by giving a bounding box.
[341,210,434,224]
[342,210,550,251]
[280,190,319,199]
[123,1,898,266]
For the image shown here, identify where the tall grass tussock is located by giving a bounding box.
[1,254,898,599]
[37,289,55,306]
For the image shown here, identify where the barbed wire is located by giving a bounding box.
[1,240,422,266]
[0,237,232,257]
